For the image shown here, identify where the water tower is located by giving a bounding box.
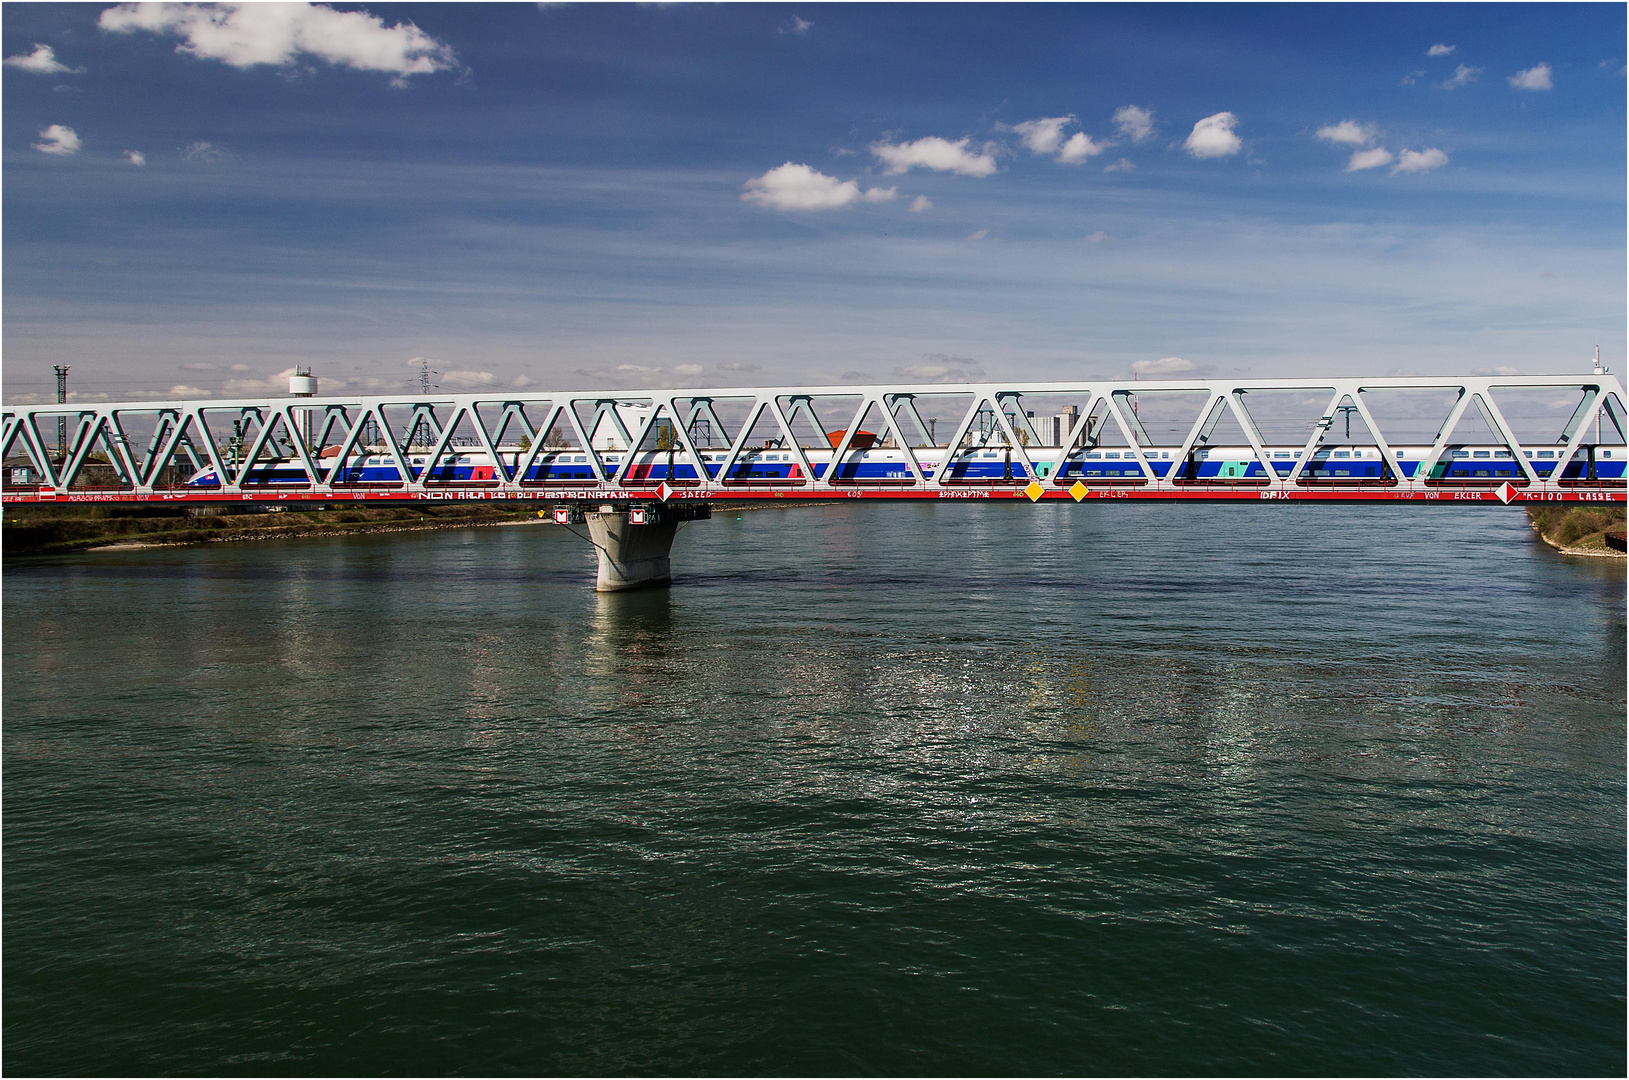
[290,368,317,451]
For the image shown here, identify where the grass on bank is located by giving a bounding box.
[1524,504,1627,555]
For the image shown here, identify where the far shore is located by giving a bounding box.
[1,500,839,557]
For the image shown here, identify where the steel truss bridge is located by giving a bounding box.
[3,374,1624,507]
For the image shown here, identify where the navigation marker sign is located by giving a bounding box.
[655,481,673,502]
[1024,480,1045,502]
[1069,481,1089,501]
[1496,482,1517,504]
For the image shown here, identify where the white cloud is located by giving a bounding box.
[1131,356,1198,378]
[894,356,985,382]
[1009,117,1104,164]
[1316,119,1378,146]
[33,124,81,155]
[966,228,988,241]
[740,162,896,211]
[98,2,457,80]
[216,369,316,396]
[571,362,712,389]
[1443,64,1481,89]
[1508,63,1553,90]
[1112,104,1154,143]
[782,16,812,35]
[183,140,224,162]
[1472,365,1521,376]
[1056,131,1105,164]
[440,369,499,387]
[1345,147,1394,171]
[1427,43,1456,57]
[908,195,932,212]
[871,136,999,177]
[124,149,146,166]
[1084,231,1106,244]
[4,44,81,74]
[1103,157,1135,173]
[1392,147,1449,174]
[716,361,759,372]
[1011,116,1071,155]
[1401,69,1425,86]
[512,374,534,388]
[1183,112,1241,158]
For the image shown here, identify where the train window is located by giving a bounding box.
[1473,450,1491,459]
[1105,451,1120,459]
[1452,450,1470,458]
[1494,450,1512,458]
[1604,450,1615,459]
[1537,450,1554,458]
[1473,469,1490,477]
[1273,451,1291,458]
[1332,451,1351,459]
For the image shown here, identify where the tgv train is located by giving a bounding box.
[186,442,1627,486]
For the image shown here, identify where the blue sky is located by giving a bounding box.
[3,2,1624,403]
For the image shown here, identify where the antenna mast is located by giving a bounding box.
[53,365,70,461]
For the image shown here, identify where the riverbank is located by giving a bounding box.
[1525,504,1627,558]
[1,500,839,556]
[1,503,552,556]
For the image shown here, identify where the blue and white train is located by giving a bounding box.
[186,442,1627,486]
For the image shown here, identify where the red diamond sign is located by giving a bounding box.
[655,481,672,502]
[1495,482,1517,504]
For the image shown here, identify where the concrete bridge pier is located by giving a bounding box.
[584,502,710,592]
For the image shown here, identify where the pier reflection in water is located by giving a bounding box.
[4,503,1624,1075]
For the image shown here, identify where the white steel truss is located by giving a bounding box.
[2,374,1624,499]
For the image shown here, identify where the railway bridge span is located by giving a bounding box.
[4,373,1623,588]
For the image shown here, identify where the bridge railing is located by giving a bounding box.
[2,374,1624,500]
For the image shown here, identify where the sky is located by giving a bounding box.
[2,2,1624,404]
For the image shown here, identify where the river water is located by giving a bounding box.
[4,503,1624,1075]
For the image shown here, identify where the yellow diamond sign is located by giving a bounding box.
[1069,481,1089,501]
[1024,480,1045,502]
